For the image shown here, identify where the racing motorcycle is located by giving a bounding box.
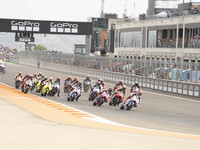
[120,93,138,110]
[31,77,38,91]
[89,86,100,101]
[0,61,5,74]
[49,82,60,96]
[93,91,110,106]
[15,76,22,89]
[23,79,33,94]
[64,81,72,93]
[67,86,81,102]
[83,80,91,93]
[109,88,124,106]
[41,82,52,96]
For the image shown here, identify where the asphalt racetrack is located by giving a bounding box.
[1,62,200,135]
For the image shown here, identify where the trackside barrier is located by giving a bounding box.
[10,58,200,98]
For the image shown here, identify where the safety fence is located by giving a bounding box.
[11,56,200,98]
[18,51,200,83]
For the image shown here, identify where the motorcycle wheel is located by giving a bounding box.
[70,93,77,102]
[67,97,70,101]
[98,97,104,106]
[24,87,29,94]
[113,97,118,106]
[93,101,96,106]
[16,81,20,89]
[44,90,48,96]
[126,102,134,110]
[120,104,124,110]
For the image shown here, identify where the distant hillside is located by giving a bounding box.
[0,33,85,54]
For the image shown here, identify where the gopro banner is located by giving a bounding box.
[0,18,92,35]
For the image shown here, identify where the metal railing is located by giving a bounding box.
[18,51,200,83]
[11,54,200,98]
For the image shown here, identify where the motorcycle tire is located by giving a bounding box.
[43,90,48,96]
[70,93,77,102]
[24,87,29,94]
[120,104,124,110]
[15,82,20,89]
[67,97,70,101]
[126,102,134,110]
[93,101,96,106]
[113,97,118,106]
[98,98,105,106]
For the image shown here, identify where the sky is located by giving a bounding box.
[0,0,148,21]
[0,0,148,52]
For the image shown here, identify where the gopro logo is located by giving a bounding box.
[50,22,78,33]
[11,20,40,32]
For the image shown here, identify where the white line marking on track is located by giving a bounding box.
[1,82,200,138]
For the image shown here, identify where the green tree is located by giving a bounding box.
[36,44,46,51]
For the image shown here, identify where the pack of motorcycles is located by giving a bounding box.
[15,76,141,111]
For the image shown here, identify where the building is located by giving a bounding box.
[85,13,124,56]
[114,2,200,62]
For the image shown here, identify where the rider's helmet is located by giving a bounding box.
[135,81,139,85]
[26,73,29,76]
[34,73,37,77]
[18,72,22,75]
[74,77,79,82]
[29,74,32,78]
[67,76,71,79]
[86,76,90,80]
[123,85,127,89]
[97,81,101,85]
[44,76,48,80]
[119,80,123,84]
[49,77,53,81]
[100,79,104,82]
[78,81,82,86]
[56,77,60,81]
[38,72,42,76]
[108,87,113,93]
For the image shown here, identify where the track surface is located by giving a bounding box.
[1,62,200,135]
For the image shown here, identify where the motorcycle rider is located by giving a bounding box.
[83,76,92,89]
[69,80,82,101]
[54,77,61,97]
[114,80,124,89]
[24,74,33,92]
[48,77,54,86]
[65,76,72,84]
[71,77,79,86]
[95,87,113,104]
[21,73,29,91]
[131,81,140,92]
[15,72,23,79]
[39,76,48,92]
[15,72,23,87]
[37,72,42,78]
[118,85,126,95]
[32,73,38,80]
[122,93,138,108]
[100,79,105,89]
[92,81,103,91]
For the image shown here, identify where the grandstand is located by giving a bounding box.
[114,1,200,62]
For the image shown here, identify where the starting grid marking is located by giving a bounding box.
[0,83,95,119]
